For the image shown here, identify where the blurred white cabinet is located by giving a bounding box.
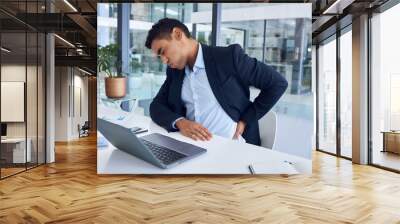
[1,138,31,163]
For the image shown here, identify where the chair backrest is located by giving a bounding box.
[258,111,277,150]
[82,121,90,129]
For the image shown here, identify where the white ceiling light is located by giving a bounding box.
[54,34,75,48]
[1,47,11,53]
[0,47,11,53]
[78,67,93,76]
[323,0,355,15]
[63,0,78,12]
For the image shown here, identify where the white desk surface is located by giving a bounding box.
[1,137,28,143]
[97,114,312,175]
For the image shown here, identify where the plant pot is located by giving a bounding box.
[105,77,127,98]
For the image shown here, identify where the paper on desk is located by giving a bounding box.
[251,160,299,174]
[98,104,129,123]
[121,113,151,130]
[100,114,126,122]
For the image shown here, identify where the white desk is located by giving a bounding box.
[1,138,31,163]
[97,114,312,175]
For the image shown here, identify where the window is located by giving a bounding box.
[219,3,313,158]
[339,28,352,158]
[370,3,400,171]
[97,3,212,116]
[97,3,119,100]
[317,36,337,155]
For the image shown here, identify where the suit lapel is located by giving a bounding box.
[201,44,220,94]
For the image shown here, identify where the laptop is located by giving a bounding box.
[97,118,207,169]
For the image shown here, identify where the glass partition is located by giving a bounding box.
[1,31,28,177]
[27,31,38,169]
[0,0,46,179]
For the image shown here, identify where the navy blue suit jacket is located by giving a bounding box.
[149,44,288,145]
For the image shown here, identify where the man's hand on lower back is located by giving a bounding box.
[233,120,246,139]
[175,118,212,141]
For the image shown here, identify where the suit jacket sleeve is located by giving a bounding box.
[231,44,288,125]
[149,68,182,132]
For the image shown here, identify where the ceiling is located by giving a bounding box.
[0,0,97,74]
[311,0,390,44]
[1,0,396,73]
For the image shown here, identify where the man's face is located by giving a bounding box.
[151,29,187,70]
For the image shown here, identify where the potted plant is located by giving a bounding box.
[97,44,127,98]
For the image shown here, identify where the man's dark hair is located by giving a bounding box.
[145,18,191,49]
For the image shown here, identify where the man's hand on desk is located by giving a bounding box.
[175,118,212,141]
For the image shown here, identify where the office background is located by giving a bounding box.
[0,0,97,179]
[314,1,400,172]
[0,1,46,178]
[97,3,313,159]
[1,1,400,222]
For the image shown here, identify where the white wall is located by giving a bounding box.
[1,65,26,139]
[71,73,89,138]
[1,65,40,137]
[1,63,46,164]
[54,67,89,141]
[55,66,68,141]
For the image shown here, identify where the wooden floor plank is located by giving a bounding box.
[1,135,400,223]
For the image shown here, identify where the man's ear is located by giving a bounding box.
[172,27,182,40]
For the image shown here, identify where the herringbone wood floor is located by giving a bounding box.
[1,135,400,224]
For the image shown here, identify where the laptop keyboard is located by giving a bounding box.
[140,139,186,165]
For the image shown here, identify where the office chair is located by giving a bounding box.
[258,111,277,150]
[78,121,90,138]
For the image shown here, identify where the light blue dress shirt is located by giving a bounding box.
[173,44,244,141]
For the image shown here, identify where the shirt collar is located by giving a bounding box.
[185,43,204,74]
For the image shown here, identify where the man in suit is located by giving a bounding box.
[145,18,288,146]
